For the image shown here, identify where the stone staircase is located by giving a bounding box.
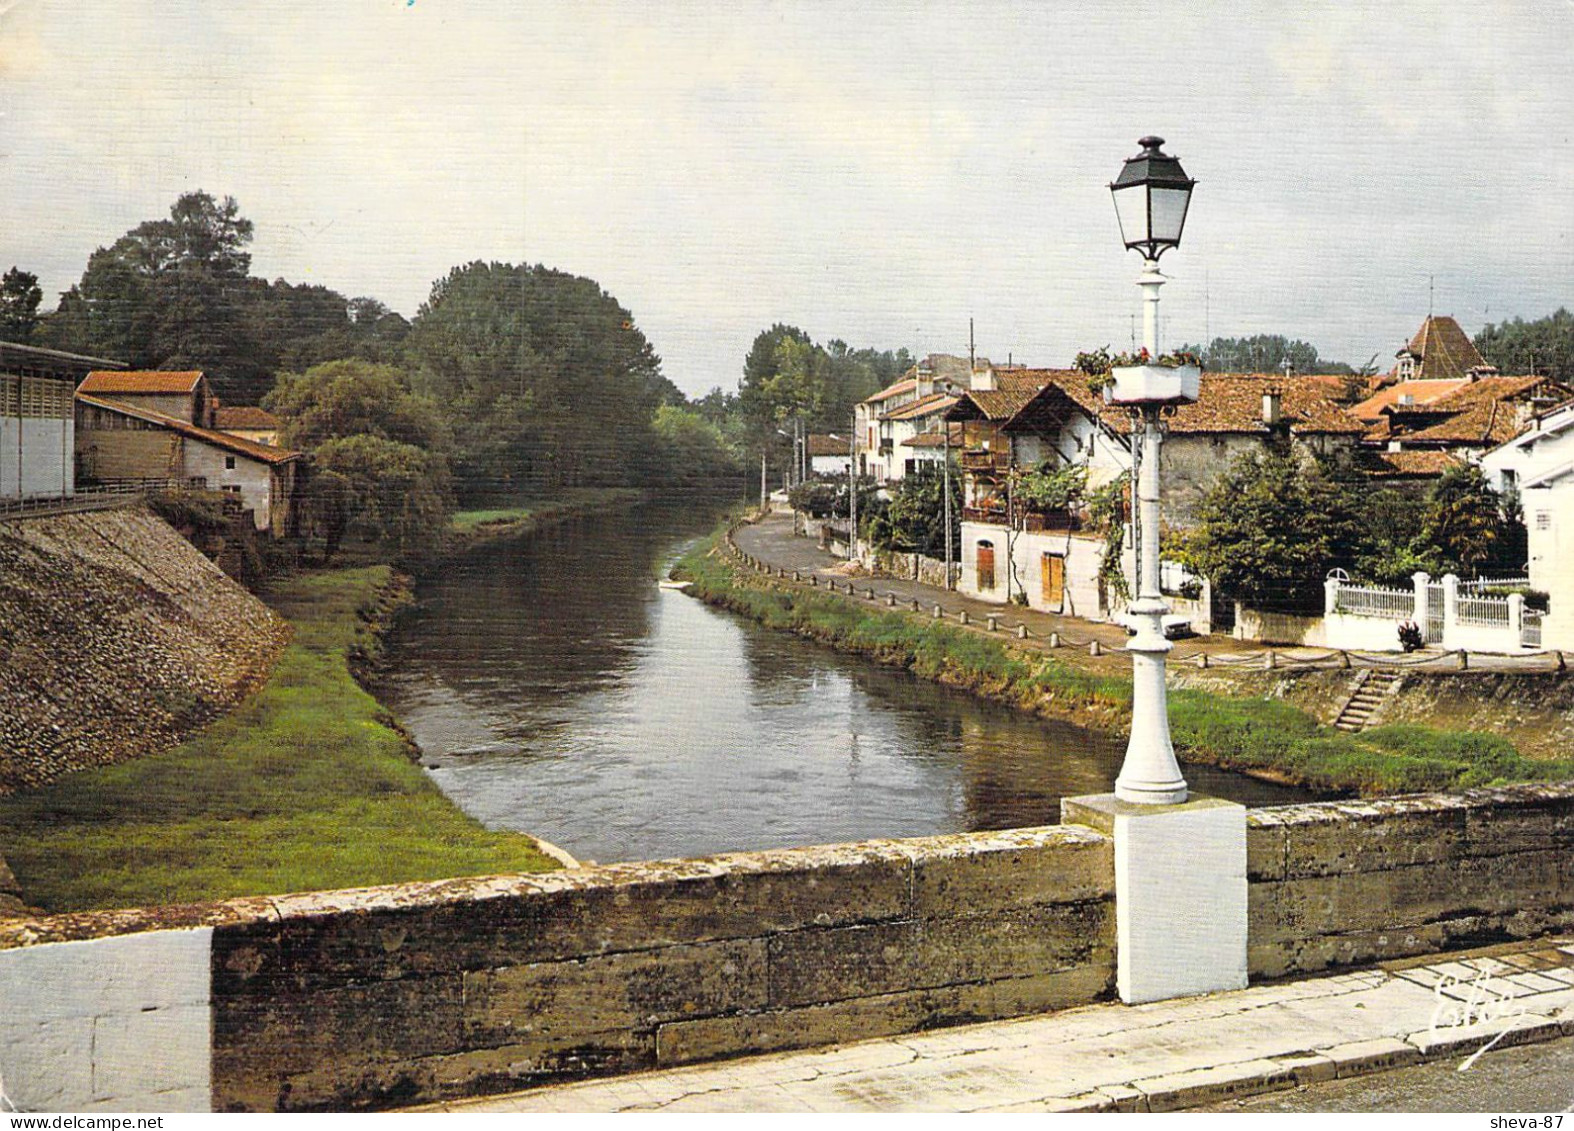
[1332,668,1402,732]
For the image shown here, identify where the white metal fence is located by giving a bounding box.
[1334,584,1414,619]
[1523,609,1544,649]
[1457,594,1512,627]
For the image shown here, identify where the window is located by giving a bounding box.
[224,456,237,470]
[222,485,241,496]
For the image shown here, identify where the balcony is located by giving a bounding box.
[959,449,1011,474]
[961,505,1081,533]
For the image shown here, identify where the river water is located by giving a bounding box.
[381,500,1317,864]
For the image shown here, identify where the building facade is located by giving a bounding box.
[0,342,125,501]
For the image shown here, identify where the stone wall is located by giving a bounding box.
[1247,783,1574,978]
[0,507,289,792]
[3,784,1573,1111]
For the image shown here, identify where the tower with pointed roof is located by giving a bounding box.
[1393,315,1496,381]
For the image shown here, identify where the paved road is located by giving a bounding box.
[731,512,1566,676]
[1204,1034,1574,1113]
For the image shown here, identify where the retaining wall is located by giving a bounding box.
[3,784,1573,1111]
[0,507,289,792]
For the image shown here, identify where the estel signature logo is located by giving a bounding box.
[1425,960,1529,1072]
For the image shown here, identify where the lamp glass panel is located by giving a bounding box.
[1112,185,1150,250]
[1149,186,1193,246]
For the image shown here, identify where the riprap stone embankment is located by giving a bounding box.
[0,506,290,793]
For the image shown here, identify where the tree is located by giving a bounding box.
[1175,448,1358,614]
[1475,309,1574,382]
[650,404,743,489]
[43,191,269,400]
[870,463,961,560]
[1176,334,1356,376]
[1416,464,1515,577]
[263,359,453,557]
[0,268,43,342]
[403,261,668,497]
[264,359,448,451]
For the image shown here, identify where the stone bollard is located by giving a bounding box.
[1264,650,1277,670]
[866,587,876,601]
[887,593,897,607]
[911,598,921,612]
[1457,649,1469,670]
[933,604,943,619]
[1089,640,1102,657]
[958,610,970,626]
[1048,632,1061,648]
[1017,624,1028,639]
[792,570,800,582]
[987,615,999,632]
[1559,651,1567,672]
[1339,650,1351,669]
[1196,653,1209,668]
[810,576,818,587]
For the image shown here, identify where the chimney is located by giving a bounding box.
[972,365,995,393]
[1262,389,1282,426]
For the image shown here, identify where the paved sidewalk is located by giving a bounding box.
[731,512,1564,675]
[424,939,1574,1113]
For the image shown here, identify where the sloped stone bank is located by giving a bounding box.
[0,507,289,792]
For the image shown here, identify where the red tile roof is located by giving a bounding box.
[863,377,917,404]
[1397,315,1491,380]
[1369,376,1572,448]
[1350,378,1469,421]
[79,370,206,396]
[880,393,958,422]
[903,424,964,448]
[77,394,301,465]
[1360,450,1464,477]
[213,405,280,431]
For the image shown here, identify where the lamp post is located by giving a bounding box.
[1108,136,1197,806]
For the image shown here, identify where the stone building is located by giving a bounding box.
[75,390,301,536]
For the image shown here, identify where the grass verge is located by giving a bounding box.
[679,526,1574,797]
[448,487,645,536]
[0,566,559,913]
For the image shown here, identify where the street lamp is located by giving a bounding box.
[1108,136,1197,806]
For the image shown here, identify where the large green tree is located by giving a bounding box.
[0,268,43,342]
[1176,448,1359,614]
[1475,309,1574,382]
[403,261,671,497]
[263,359,452,559]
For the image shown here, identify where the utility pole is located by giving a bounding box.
[760,451,767,512]
[943,418,953,590]
[848,413,857,562]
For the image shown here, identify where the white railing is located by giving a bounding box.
[1462,575,1531,592]
[1334,584,1414,619]
[1457,594,1511,627]
[1523,609,1544,649]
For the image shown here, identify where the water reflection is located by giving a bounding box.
[381,502,1318,863]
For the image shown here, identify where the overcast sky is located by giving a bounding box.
[3,1,1571,396]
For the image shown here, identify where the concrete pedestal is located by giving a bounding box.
[1062,794,1247,1005]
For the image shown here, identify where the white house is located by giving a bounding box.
[1,342,124,501]
[75,390,301,536]
[1480,398,1574,497]
[806,434,852,477]
[854,354,980,484]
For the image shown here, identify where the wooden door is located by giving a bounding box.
[1041,553,1064,606]
[976,542,995,591]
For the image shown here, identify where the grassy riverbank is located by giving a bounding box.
[676,528,1574,797]
[0,566,559,913]
[447,487,646,542]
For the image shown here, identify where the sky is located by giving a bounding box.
[2,1,1571,397]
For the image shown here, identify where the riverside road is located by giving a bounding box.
[731,511,1568,676]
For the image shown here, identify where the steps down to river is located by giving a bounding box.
[0,507,290,793]
[1332,668,1403,732]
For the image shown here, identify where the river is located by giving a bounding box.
[380,500,1318,864]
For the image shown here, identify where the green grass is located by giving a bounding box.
[449,487,645,534]
[680,527,1574,797]
[0,566,559,913]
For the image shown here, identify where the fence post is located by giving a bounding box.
[1441,573,1460,649]
[1508,593,1525,646]
[1412,571,1431,636]
[1324,577,1340,617]
[1017,624,1028,639]
[1457,648,1469,670]
[987,615,999,632]
[1089,640,1102,657]
[1048,632,1061,648]
[1264,650,1277,670]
